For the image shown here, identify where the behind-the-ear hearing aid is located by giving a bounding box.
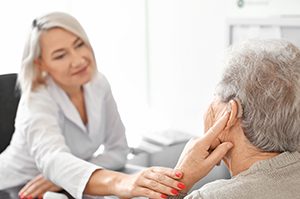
[225,98,243,129]
[226,98,243,120]
[235,98,243,118]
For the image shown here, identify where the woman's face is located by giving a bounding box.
[38,28,95,91]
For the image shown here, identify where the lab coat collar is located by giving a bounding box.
[46,77,87,133]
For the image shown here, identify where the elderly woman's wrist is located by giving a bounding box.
[175,169,196,192]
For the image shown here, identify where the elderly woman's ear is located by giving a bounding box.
[225,99,241,130]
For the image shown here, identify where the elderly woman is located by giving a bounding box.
[173,39,300,199]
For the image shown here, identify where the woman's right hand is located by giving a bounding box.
[118,167,185,199]
[85,167,185,199]
[18,174,61,199]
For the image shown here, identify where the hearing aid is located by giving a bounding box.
[226,98,243,119]
[225,98,243,129]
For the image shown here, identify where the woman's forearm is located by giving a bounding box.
[84,169,128,196]
[83,167,185,199]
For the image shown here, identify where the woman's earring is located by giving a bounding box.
[41,71,48,78]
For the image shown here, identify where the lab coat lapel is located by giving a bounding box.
[83,78,103,138]
[46,77,87,133]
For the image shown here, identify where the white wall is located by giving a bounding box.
[226,0,300,17]
[146,0,300,137]
[147,0,227,136]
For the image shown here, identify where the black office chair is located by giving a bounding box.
[0,73,20,153]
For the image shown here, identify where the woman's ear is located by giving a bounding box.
[225,100,239,129]
[34,58,43,70]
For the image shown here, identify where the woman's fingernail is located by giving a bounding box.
[19,193,25,199]
[160,194,167,199]
[177,182,186,189]
[175,171,182,178]
[171,189,179,195]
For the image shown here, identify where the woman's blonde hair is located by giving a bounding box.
[18,12,95,97]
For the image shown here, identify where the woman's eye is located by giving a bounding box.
[75,41,85,48]
[53,54,65,60]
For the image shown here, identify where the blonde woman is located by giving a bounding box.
[0,12,184,199]
[0,12,234,199]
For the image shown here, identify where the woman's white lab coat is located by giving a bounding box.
[0,72,129,198]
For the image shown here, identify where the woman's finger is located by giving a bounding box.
[132,186,168,199]
[150,167,183,179]
[19,175,44,196]
[28,181,53,198]
[139,177,179,196]
[203,111,230,146]
[144,168,185,191]
[21,180,47,198]
[19,175,43,194]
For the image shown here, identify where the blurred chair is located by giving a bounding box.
[0,73,20,153]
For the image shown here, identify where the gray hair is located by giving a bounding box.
[216,39,300,152]
[18,12,95,97]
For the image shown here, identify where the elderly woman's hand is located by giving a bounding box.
[118,167,185,199]
[175,111,233,192]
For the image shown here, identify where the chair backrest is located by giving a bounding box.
[0,73,20,153]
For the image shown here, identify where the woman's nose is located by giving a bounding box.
[70,52,86,68]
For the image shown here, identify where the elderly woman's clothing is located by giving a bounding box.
[186,151,300,199]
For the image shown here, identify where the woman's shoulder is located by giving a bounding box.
[20,85,59,114]
[91,72,111,88]
[87,72,112,95]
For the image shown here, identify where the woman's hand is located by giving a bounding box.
[18,174,61,199]
[175,111,233,191]
[117,167,185,199]
[85,167,185,199]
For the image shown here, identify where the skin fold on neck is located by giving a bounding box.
[223,125,279,176]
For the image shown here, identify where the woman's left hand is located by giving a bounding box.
[18,174,62,199]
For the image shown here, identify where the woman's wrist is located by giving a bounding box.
[84,169,127,196]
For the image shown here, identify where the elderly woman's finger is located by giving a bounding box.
[203,111,230,146]
[205,142,233,167]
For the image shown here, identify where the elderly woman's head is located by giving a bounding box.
[214,39,300,152]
